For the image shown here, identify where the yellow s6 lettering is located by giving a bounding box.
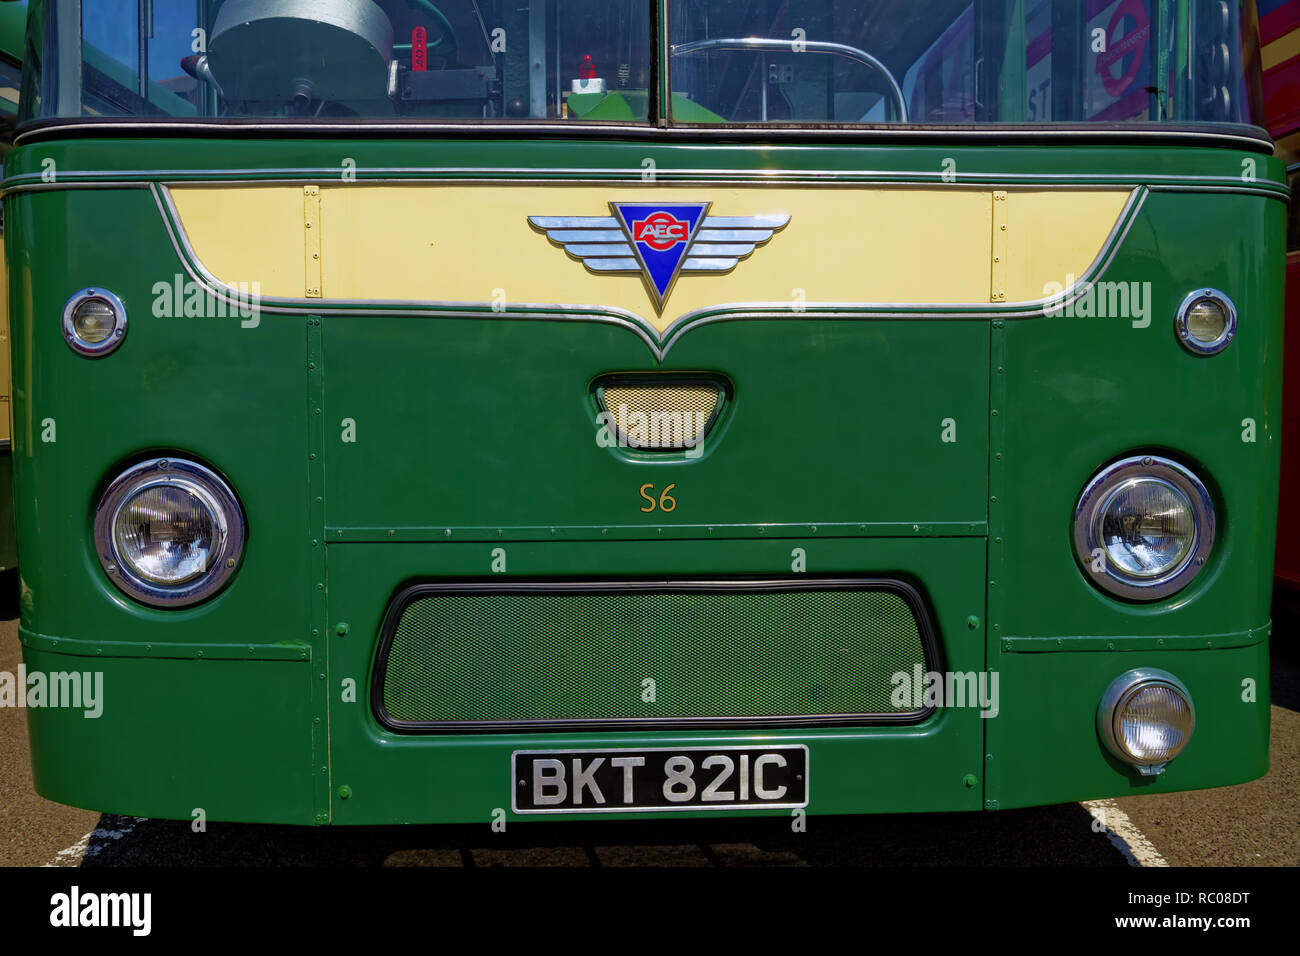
[639,484,678,514]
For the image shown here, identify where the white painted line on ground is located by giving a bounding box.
[43,830,92,867]
[42,817,148,867]
[1081,799,1168,867]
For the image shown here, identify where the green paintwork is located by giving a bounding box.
[321,311,990,529]
[22,644,318,823]
[329,539,987,821]
[4,139,1285,195]
[1,130,1283,824]
[568,91,725,123]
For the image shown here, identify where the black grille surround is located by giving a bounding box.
[370,578,944,735]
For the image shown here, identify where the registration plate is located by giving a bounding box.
[512,746,809,813]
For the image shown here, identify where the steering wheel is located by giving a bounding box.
[671,37,909,123]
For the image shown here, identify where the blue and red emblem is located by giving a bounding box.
[610,202,711,309]
[528,204,791,314]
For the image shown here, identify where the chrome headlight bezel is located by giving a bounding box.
[94,457,246,608]
[1097,668,1196,775]
[63,289,129,357]
[1175,288,1236,356]
[1073,455,1215,601]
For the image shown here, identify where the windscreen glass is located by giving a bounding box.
[21,0,651,122]
[668,0,1264,127]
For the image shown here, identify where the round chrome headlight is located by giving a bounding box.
[1175,289,1236,356]
[63,289,128,357]
[94,458,246,607]
[1074,455,1215,601]
[1098,669,1195,775]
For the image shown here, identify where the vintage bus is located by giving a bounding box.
[3,0,1281,825]
[1262,0,1300,589]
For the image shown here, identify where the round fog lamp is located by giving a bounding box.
[1176,289,1236,355]
[63,289,128,357]
[94,458,246,607]
[1098,669,1195,774]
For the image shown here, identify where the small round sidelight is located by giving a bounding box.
[63,289,128,357]
[1175,289,1236,356]
[94,457,246,607]
[1074,455,1215,601]
[1097,668,1195,775]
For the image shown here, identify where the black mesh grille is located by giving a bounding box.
[599,383,721,449]
[375,580,936,732]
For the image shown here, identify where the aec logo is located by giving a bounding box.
[631,211,690,251]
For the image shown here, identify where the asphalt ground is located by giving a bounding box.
[1,598,1296,868]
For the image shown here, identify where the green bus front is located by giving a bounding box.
[4,0,1282,824]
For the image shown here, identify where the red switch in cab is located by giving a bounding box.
[412,27,428,71]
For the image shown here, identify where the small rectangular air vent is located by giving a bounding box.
[594,375,728,452]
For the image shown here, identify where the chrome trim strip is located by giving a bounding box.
[1146,183,1289,198]
[4,178,1286,201]
[687,243,753,257]
[705,214,791,228]
[529,216,620,229]
[543,229,627,243]
[2,181,156,197]
[695,228,775,242]
[4,166,1287,189]
[563,243,636,258]
[152,183,1148,361]
[583,258,641,272]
